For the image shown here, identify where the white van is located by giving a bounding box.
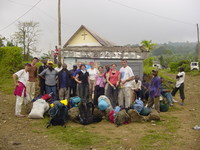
[190,62,199,70]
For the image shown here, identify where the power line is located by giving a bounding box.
[7,0,33,7]
[108,0,195,26]
[7,0,75,28]
[0,0,42,32]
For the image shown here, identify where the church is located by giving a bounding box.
[61,25,149,78]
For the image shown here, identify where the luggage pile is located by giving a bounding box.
[27,95,165,127]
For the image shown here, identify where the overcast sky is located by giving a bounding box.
[0,0,200,55]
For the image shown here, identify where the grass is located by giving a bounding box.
[0,75,14,94]
[187,70,200,76]
[30,117,109,149]
[138,114,180,150]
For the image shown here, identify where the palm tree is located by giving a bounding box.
[140,40,157,51]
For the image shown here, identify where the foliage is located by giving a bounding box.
[143,57,154,67]
[0,47,23,93]
[13,21,40,60]
[169,60,190,72]
[140,40,157,51]
[169,62,179,72]
[0,47,23,75]
[0,35,6,47]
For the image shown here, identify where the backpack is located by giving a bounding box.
[78,102,95,125]
[69,96,81,109]
[132,98,144,113]
[47,101,68,128]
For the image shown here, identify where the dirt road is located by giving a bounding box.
[0,74,200,150]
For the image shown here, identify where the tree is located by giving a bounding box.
[13,21,40,60]
[0,35,6,47]
[140,40,157,51]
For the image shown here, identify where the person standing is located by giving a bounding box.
[58,63,71,100]
[13,63,31,117]
[171,67,185,105]
[39,61,58,101]
[55,61,63,72]
[38,59,48,95]
[106,64,120,108]
[147,69,161,112]
[87,62,98,100]
[26,57,38,101]
[93,66,106,107]
[118,60,134,109]
[75,64,90,103]
[104,64,110,97]
[54,46,58,64]
[141,75,150,105]
[69,65,78,97]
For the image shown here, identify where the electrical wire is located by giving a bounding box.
[108,0,195,26]
[0,0,42,31]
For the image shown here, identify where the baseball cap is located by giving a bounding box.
[47,61,54,65]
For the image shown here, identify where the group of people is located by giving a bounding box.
[13,58,185,117]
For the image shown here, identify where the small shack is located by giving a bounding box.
[61,25,149,78]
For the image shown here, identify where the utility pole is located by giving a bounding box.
[58,0,61,62]
[197,24,200,61]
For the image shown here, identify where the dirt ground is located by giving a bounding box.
[0,74,200,150]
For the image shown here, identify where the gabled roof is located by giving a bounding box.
[63,25,117,48]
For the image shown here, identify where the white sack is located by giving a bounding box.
[28,99,49,119]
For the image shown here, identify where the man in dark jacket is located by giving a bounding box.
[58,63,71,100]
[38,59,47,95]
[69,65,78,97]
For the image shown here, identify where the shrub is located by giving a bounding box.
[169,62,179,72]
[180,63,190,72]
[0,47,23,77]
[178,60,190,66]
[144,57,154,67]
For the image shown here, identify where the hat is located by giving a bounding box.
[47,61,54,65]
[25,63,31,66]
[80,64,86,67]
[89,61,94,64]
[152,69,158,72]
[73,65,77,67]
[98,99,109,111]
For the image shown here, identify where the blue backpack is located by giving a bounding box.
[133,98,144,113]
[98,99,109,111]
[69,96,81,108]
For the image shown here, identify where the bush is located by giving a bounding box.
[169,62,179,72]
[143,57,154,67]
[180,63,190,72]
[0,47,23,77]
[178,60,190,66]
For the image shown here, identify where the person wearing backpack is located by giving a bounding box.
[75,64,90,103]
[93,66,106,107]
[106,64,120,108]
